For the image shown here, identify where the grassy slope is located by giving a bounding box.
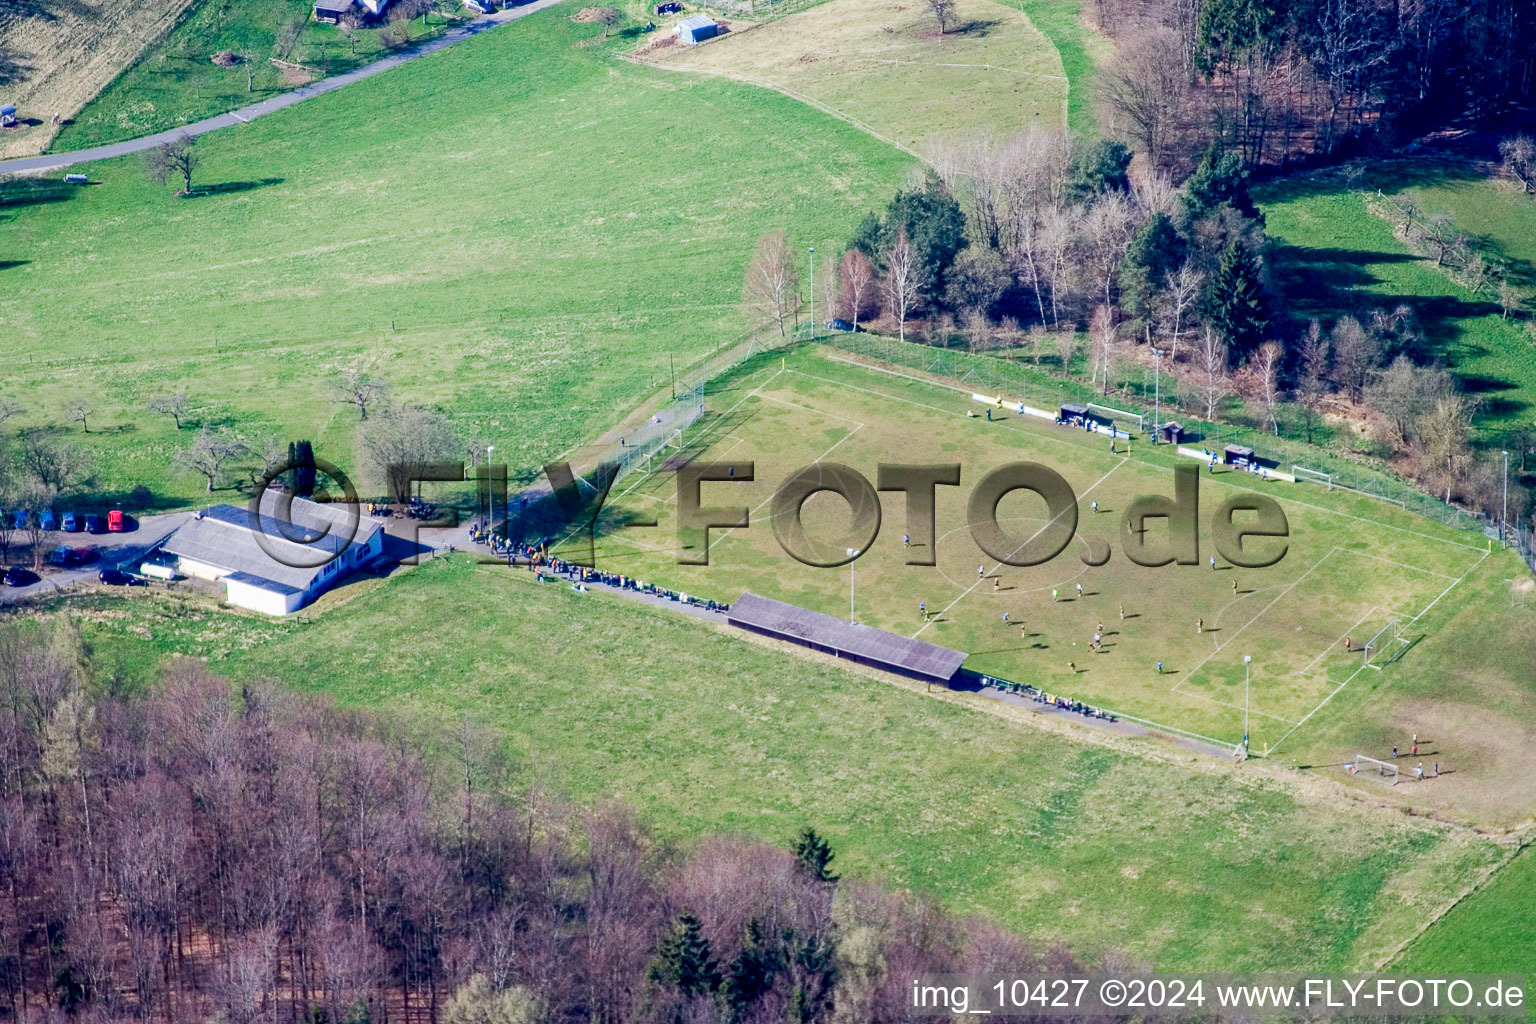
[1396,844,1536,978]
[0,8,911,508]
[53,0,458,151]
[1257,176,1536,436]
[68,556,1502,972]
[994,0,1104,137]
[656,0,1068,151]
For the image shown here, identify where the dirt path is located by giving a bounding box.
[0,0,569,175]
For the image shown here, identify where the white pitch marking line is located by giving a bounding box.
[911,459,1127,639]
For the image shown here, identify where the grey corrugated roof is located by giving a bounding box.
[677,14,716,30]
[727,592,966,681]
[161,493,382,592]
[313,0,355,11]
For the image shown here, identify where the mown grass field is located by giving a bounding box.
[0,0,194,158]
[1396,844,1536,980]
[52,0,461,151]
[54,557,1504,972]
[653,0,1068,151]
[1257,174,1536,436]
[0,6,912,508]
[555,346,1536,823]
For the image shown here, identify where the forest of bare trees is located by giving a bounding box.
[0,619,1112,1024]
[1091,0,1536,173]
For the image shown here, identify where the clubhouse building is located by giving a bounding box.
[155,493,385,616]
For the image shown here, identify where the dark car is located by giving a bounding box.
[49,546,73,567]
[84,513,102,533]
[72,547,98,565]
[98,569,145,587]
[655,1,682,13]
[4,565,36,587]
[61,512,79,532]
[828,318,860,333]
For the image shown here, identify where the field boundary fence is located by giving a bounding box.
[820,334,1535,574]
[502,330,793,547]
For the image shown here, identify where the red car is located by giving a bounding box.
[107,510,125,532]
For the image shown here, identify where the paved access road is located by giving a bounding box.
[0,0,569,176]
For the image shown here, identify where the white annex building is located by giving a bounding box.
[158,493,385,615]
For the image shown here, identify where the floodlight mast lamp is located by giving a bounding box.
[809,246,816,340]
[486,444,495,534]
[1151,347,1168,440]
[1502,449,1510,544]
[847,547,859,622]
[1243,655,1252,758]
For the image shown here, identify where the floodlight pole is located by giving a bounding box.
[486,444,495,534]
[1242,655,1252,758]
[1501,449,1510,544]
[808,246,816,340]
[846,547,859,622]
[1151,346,1167,442]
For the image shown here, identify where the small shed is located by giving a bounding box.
[1223,444,1254,467]
[313,0,353,22]
[677,14,719,43]
[655,1,682,12]
[0,107,16,129]
[1156,421,1185,445]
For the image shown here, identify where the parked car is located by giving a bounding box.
[72,547,97,565]
[12,510,27,530]
[49,546,73,567]
[98,569,145,587]
[84,513,102,533]
[61,512,78,532]
[828,318,860,332]
[107,510,125,532]
[39,510,57,531]
[4,565,35,587]
[655,1,682,12]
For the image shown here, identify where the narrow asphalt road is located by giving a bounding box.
[0,0,570,176]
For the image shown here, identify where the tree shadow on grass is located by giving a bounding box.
[0,178,79,210]
[947,18,1003,35]
[0,260,28,271]
[181,177,284,198]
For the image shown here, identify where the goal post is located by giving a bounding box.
[1292,465,1332,488]
[1349,754,1400,784]
[1361,618,1409,669]
[1088,403,1143,436]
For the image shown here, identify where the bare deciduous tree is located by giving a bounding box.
[64,398,94,433]
[1155,259,1202,360]
[359,405,460,504]
[148,391,192,430]
[1253,340,1284,435]
[1415,392,1476,502]
[329,355,391,420]
[839,249,876,332]
[926,0,957,33]
[1194,327,1232,421]
[1500,135,1535,195]
[882,231,921,344]
[19,430,91,493]
[143,136,198,196]
[176,427,248,492]
[1295,320,1331,444]
[742,229,801,339]
[1098,27,1189,169]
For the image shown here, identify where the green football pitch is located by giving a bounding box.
[559,345,1493,756]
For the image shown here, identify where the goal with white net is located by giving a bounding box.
[1088,403,1143,436]
[1349,754,1400,784]
[1361,619,1410,669]
[1291,465,1332,488]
